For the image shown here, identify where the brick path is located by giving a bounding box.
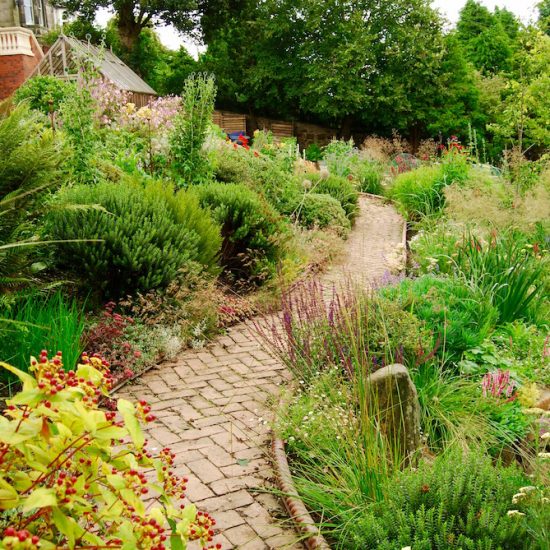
[115,196,404,549]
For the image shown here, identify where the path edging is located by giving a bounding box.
[271,437,332,550]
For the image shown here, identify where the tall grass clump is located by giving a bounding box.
[353,159,384,195]
[0,291,86,385]
[452,232,548,324]
[257,280,431,382]
[388,165,446,220]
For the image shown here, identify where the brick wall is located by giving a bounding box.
[0,31,43,100]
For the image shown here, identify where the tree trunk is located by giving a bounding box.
[338,115,354,140]
[117,0,142,53]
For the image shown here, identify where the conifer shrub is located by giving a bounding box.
[48,179,221,297]
[192,182,286,284]
[309,173,359,221]
[293,193,351,236]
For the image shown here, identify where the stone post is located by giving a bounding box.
[367,363,421,466]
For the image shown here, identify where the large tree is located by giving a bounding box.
[52,0,197,52]
[202,0,450,139]
[456,0,517,74]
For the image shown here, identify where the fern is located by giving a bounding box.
[0,102,62,292]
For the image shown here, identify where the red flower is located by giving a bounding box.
[253,151,259,157]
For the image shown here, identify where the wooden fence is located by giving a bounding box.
[212,110,336,148]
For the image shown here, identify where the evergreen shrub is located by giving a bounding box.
[48,179,221,297]
[192,182,286,284]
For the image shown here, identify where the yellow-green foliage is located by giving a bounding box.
[0,354,219,548]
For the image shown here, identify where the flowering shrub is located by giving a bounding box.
[90,77,181,131]
[0,353,220,549]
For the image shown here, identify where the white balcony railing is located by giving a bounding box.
[0,27,37,57]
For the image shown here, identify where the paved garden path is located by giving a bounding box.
[115,196,404,549]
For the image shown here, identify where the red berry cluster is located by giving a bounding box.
[122,469,149,495]
[189,511,217,545]
[55,471,80,505]
[132,516,167,550]
[31,351,112,406]
[137,400,156,423]
[2,528,40,549]
[162,472,188,499]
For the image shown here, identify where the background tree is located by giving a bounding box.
[203,0,449,139]
[456,0,517,74]
[52,0,197,53]
[538,0,550,34]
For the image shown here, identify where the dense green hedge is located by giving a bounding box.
[192,182,287,284]
[48,179,221,297]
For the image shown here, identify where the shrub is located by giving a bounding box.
[169,73,216,182]
[323,138,358,177]
[48,179,221,297]
[0,354,220,548]
[304,143,323,162]
[309,174,359,221]
[212,139,301,213]
[441,144,470,184]
[0,291,86,384]
[292,193,350,236]
[14,75,76,115]
[388,165,447,219]
[382,275,498,363]
[353,159,384,194]
[192,182,286,284]
[58,68,100,184]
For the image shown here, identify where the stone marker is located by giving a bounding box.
[367,363,421,465]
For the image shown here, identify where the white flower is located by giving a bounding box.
[541,432,550,440]
[519,486,537,493]
[507,510,525,518]
[401,547,412,550]
[512,493,526,504]
[538,452,550,459]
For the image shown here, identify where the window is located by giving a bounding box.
[22,0,34,25]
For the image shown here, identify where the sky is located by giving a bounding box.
[96,0,541,54]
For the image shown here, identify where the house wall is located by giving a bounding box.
[0,29,43,99]
[0,1,19,27]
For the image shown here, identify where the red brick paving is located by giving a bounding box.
[115,197,404,549]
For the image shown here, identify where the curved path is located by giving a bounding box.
[115,196,404,549]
